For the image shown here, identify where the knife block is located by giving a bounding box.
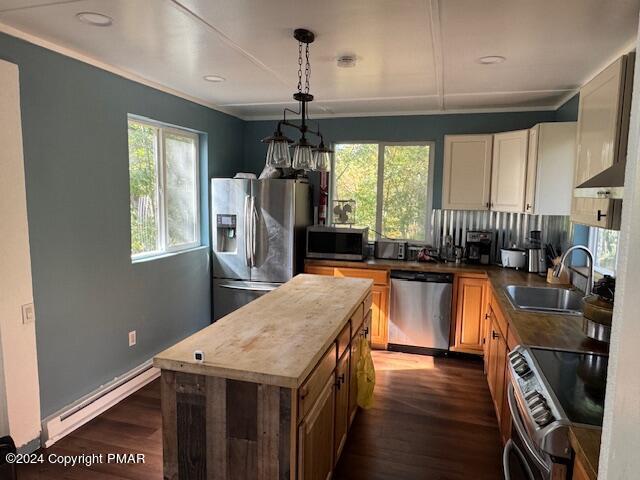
[546,268,570,285]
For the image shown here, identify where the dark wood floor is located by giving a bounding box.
[18,351,503,480]
[334,351,503,480]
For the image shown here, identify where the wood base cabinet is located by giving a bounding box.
[369,285,389,349]
[452,276,489,355]
[305,265,389,349]
[298,375,335,480]
[485,294,512,444]
[333,348,350,461]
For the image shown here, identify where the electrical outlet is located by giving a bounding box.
[21,303,35,324]
[128,330,137,347]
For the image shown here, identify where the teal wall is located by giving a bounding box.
[555,93,579,122]
[0,32,244,418]
[242,111,558,208]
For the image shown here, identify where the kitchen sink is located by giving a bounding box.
[504,285,584,315]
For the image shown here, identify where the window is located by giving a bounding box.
[332,142,433,241]
[588,227,619,276]
[128,118,200,259]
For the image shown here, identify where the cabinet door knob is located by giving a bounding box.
[526,203,532,211]
[597,210,607,221]
[491,330,500,339]
[300,385,309,398]
[484,313,490,320]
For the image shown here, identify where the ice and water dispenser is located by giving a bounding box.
[216,214,237,253]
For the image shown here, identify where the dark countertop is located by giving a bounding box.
[306,257,606,476]
[569,426,601,480]
[306,258,608,355]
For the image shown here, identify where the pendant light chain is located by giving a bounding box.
[305,42,311,94]
[297,41,303,94]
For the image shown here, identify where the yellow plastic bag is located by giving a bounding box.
[356,335,376,409]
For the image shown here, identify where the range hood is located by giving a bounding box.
[574,161,626,200]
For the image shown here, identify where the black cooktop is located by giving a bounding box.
[531,348,608,426]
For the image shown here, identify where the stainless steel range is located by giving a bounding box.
[504,346,608,480]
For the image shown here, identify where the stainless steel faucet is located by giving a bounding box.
[553,245,595,296]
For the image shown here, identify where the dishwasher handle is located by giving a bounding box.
[390,270,453,283]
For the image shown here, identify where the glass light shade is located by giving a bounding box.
[293,145,315,170]
[314,150,331,172]
[266,140,291,168]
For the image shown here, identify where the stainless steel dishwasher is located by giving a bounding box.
[388,270,453,353]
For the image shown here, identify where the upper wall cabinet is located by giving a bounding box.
[525,122,577,215]
[490,130,529,213]
[574,56,630,185]
[571,53,634,230]
[442,134,493,210]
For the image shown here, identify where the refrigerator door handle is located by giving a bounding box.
[244,195,251,267]
[218,283,278,292]
[251,195,258,267]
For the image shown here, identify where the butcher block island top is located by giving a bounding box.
[153,274,372,388]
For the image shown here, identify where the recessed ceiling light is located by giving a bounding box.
[337,55,357,68]
[478,55,506,65]
[203,75,226,83]
[75,12,113,27]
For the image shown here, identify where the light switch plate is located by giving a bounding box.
[128,330,137,347]
[21,303,35,324]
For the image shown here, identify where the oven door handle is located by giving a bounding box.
[503,438,535,480]
[507,384,552,475]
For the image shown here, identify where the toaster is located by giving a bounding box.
[374,240,407,260]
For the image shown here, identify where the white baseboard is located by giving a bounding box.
[41,360,160,448]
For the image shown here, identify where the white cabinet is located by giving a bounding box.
[490,130,529,213]
[574,56,629,186]
[442,134,493,210]
[571,53,633,229]
[442,124,577,216]
[525,122,577,215]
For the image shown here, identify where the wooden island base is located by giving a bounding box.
[155,275,373,480]
[161,372,293,479]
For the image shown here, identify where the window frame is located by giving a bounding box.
[330,141,435,241]
[588,226,619,277]
[128,116,201,261]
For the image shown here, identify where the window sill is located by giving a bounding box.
[131,245,208,264]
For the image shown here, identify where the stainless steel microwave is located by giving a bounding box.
[306,226,369,260]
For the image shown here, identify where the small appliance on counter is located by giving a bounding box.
[374,240,407,260]
[406,242,429,262]
[526,230,547,274]
[306,225,369,260]
[583,275,615,343]
[466,231,492,264]
[501,246,527,270]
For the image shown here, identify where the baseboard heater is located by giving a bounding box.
[41,360,159,448]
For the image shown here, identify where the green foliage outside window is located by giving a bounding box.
[333,143,431,241]
[128,122,158,255]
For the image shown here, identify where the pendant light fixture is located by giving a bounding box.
[261,28,332,172]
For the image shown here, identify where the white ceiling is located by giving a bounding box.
[0,0,638,119]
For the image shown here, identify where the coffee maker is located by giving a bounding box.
[466,231,492,265]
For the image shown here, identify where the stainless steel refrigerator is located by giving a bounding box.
[211,178,312,320]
